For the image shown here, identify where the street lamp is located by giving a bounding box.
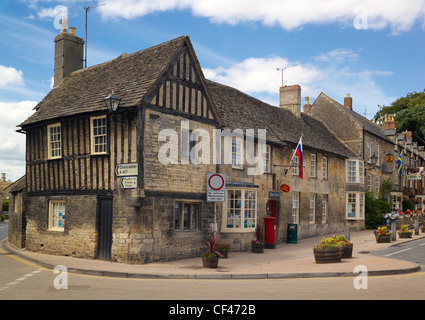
[104,91,121,112]
[370,153,378,169]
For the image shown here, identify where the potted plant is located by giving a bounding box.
[251,225,264,253]
[336,235,353,259]
[374,226,391,243]
[421,224,425,233]
[216,242,230,258]
[201,234,222,268]
[398,224,413,238]
[313,236,342,263]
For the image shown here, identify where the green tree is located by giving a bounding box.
[373,89,425,124]
[365,190,391,229]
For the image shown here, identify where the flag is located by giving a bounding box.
[295,136,303,179]
[396,153,402,174]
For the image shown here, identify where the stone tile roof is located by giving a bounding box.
[206,80,355,158]
[313,92,393,143]
[20,36,190,128]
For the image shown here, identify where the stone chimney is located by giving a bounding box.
[405,131,412,140]
[53,18,84,87]
[303,96,311,113]
[344,94,352,110]
[1,173,5,182]
[279,85,301,117]
[383,114,395,130]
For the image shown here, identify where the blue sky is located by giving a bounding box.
[1,0,425,181]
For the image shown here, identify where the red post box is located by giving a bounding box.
[263,216,277,249]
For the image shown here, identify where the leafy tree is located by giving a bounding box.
[373,89,425,124]
[365,190,391,229]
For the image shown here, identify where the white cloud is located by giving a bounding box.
[0,101,37,181]
[203,48,394,118]
[98,0,425,33]
[0,65,24,88]
[204,56,323,97]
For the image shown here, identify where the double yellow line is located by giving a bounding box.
[0,238,48,271]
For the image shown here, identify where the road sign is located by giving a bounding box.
[116,163,138,177]
[120,176,138,189]
[207,173,225,202]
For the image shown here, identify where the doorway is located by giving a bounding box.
[97,196,113,260]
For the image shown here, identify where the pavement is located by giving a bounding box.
[1,228,424,279]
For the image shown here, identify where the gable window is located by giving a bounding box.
[310,154,316,178]
[174,202,200,231]
[49,200,65,231]
[224,189,257,231]
[232,137,243,169]
[47,123,62,159]
[91,116,107,154]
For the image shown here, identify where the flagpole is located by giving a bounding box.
[284,135,303,176]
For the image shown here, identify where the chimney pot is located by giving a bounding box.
[70,27,76,36]
[303,96,311,113]
[344,94,352,110]
[1,173,5,182]
[383,114,396,130]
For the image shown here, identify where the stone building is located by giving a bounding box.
[307,92,425,215]
[14,24,363,264]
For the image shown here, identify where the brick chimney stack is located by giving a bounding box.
[344,94,352,110]
[53,18,84,88]
[279,85,301,117]
[383,114,396,130]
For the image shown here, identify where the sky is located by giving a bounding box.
[1,0,425,182]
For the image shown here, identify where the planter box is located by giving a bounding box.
[341,243,353,259]
[251,246,264,253]
[376,234,391,243]
[398,232,413,239]
[313,247,341,264]
[202,256,219,268]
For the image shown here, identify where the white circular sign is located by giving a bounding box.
[208,174,225,191]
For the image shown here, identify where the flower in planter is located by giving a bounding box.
[201,234,223,260]
[405,209,412,215]
[314,235,343,249]
[374,226,391,238]
[399,225,412,233]
[252,225,264,248]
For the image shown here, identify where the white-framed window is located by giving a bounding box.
[47,123,62,159]
[322,156,328,179]
[292,154,299,176]
[375,176,380,195]
[263,144,271,173]
[309,193,316,224]
[224,189,257,232]
[91,116,107,154]
[375,143,380,166]
[367,174,372,190]
[346,159,365,183]
[310,154,316,178]
[292,192,299,224]
[174,202,200,231]
[322,194,328,223]
[346,192,365,220]
[232,137,243,169]
[347,160,356,183]
[49,200,65,231]
[366,138,372,162]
